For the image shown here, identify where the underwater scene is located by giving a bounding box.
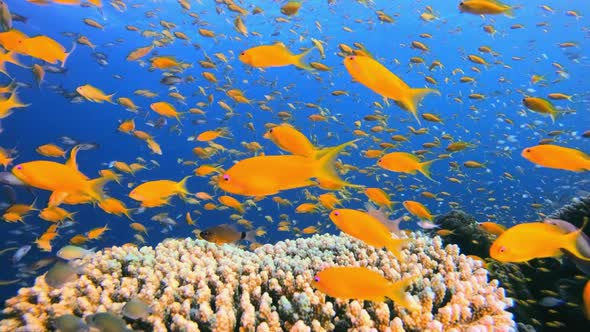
[0,0,589,331]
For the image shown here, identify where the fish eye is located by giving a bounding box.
[15,165,22,170]
[525,149,531,153]
[459,2,464,6]
[200,231,209,236]
[333,211,339,217]
[499,246,506,253]
[222,174,230,181]
[313,276,320,282]
[240,52,245,56]
[377,159,382,163]
[348,56,354,60]
[268,128,273,133]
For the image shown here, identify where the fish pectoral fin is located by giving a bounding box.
[48,191,69,207]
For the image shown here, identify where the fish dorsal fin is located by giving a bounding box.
[66,145,81,171]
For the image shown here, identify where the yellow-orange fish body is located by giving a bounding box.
[239,43,314,70]
[343,55,439,123]
[312,266,419,310]
[329,209,408,260]
[490,221,589,263]
[522,145,590,172]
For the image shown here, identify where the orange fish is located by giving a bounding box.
[129,176,191,207]
[344,55,439,123]
[479,222,506,236]
[329,209,409,260]
[218,141,357,196]
[12,156,110,207]
[16,35,75,67]
[522,145,590,172]
[403,200,434,221]
[76,84,115,104]
[584,280,590,320]
[490,220,590,263]
[312,267,420,310]
[377,152,437,181]
[263,124,316,157]
[0,90,29,119]
[239,43,314,70]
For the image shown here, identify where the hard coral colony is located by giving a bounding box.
[0,0,588,331]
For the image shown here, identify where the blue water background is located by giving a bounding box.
[0,0,589,307]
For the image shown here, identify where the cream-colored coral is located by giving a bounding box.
[0,232,514,331]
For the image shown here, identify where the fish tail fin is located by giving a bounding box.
[418,159,438,182]
[293,47,315,71]
[177,175,192,199]
[106,93,116,104]
[86,176,112,202]
[242,230,258,243]
[504,7,515,18]
[8,90,31,109]
[563,217,590,261]
[123,209,134,221]
[549,108,561,124]
[65,145,81,171]
[386,274,421,311]
[62,42,77,68]
[400,88,440,123]
[385,238,411,261]
[315,139,359,190]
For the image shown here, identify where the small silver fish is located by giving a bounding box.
[12,245,31,264]
[417,221,439,230]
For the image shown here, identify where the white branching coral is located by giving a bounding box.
[0,232,514,331]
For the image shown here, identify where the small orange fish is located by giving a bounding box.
[403,200,433,221]
[312,267,420,310]
[128,176,191,207]
[76,84,115,104]
[479,222,506,236]
[378,152,437,181]
[329,209,409,260]
[263,124,316,157]
[239,43,314,70]
[584,280,590,320]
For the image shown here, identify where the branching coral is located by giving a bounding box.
[1,232,514,331]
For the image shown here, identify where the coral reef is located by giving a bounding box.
[549,194,590,228]
[434,204,590,332]
[0,232,514,331]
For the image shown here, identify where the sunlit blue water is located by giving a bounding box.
[0,0,589,326]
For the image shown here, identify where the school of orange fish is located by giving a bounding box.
[0,0,589,315]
